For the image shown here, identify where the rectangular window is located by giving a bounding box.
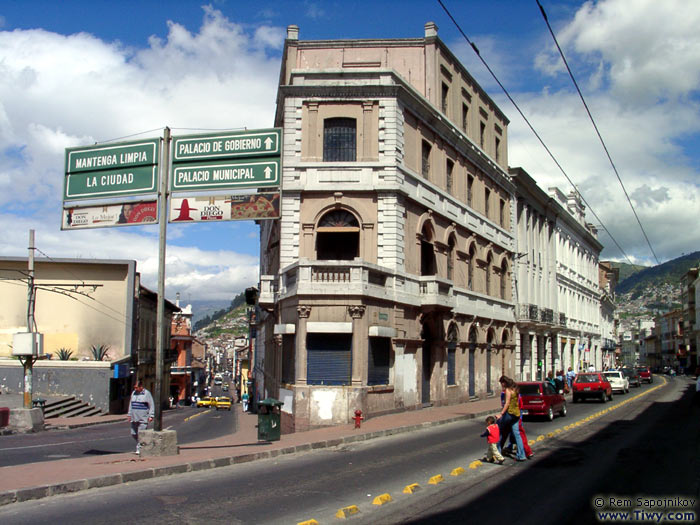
[480,121,486,148]
[495,136,501,163]
[307,334,352,385]
[462,103,469,132]
[421,140,431,179]
[485,188,491,218]
[441,83,449,114]
[467,174,474,206]
[323,118,356,162]
[368,337,391,386]
[447,345,456,385]
[500,199,506,227]
[446,159,454,195]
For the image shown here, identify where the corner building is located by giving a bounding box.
[258,23,516,431]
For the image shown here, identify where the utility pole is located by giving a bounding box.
[22,230,37,408]
[154,126,171,432]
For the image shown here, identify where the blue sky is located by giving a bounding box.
[1,0,699,301]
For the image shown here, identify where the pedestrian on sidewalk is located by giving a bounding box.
[496,376,526,461]
[500,385,534,459]
[242,391,249,412]
[127,381,154,455]
[480,416,505,464]
[566,367,575,392]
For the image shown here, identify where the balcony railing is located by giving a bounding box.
[541,308,554,324]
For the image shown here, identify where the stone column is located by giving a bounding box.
[274,334,284,387]
[348,305,366,386]
[295,306,311,385]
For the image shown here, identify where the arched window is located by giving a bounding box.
[316,209,360,260]
[486,253,493,296]
[323,118,356,161]
[420,224,437,276]
[468,244,476,291]
[500,260,508,299]
[447,235,455,281]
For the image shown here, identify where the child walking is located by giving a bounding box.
[480,415,505,464]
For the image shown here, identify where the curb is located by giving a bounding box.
[0,407,496,507]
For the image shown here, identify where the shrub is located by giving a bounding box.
[56,348,73,360]
[90,344,111,361]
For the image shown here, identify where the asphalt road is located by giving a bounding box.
[0,404,237,467]
[0,378,690,524]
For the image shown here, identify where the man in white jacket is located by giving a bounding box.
[127,380,154,455]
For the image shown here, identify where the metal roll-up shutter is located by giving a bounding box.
[307,334,352,385]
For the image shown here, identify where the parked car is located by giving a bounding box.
[215,396,232,411]
[572,372,613,403]
[621,367,641,387]
[196,396,215,408]
[637,367,653,384]
[222,383,230,392]
[518,381,567,421]
[603,370,629,394]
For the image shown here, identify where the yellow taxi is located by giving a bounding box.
[196,396,215,408]
[214,396,232,411]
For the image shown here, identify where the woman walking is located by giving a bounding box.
[496,376,526,461]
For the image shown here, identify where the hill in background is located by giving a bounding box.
[615,251,700,296]
[192,292,247,332]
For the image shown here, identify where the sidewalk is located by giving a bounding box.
[0,397,501,506]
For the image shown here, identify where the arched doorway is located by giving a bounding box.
[316,209,360,260]
[486,330,494,394]
[420,223,437,276]
[421,322,434,404]
[468,326,477,397]
[447,324,458,386]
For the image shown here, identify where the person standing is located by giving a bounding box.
[496,376,526,461]
[480,416,505,464]
[127,380,154,455]
[566,367,576,391]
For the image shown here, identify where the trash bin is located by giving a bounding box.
[32,398,46,414]
[257,398,283,441]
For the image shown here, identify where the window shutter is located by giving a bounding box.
[307,334,352,385]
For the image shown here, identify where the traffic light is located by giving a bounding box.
[537,359,543,370]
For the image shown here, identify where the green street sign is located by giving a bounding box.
[172,129,280,163]
[171,159,279,192]
[64,166,159,200]
[64,139,159,200]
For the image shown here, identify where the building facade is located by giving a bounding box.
[510,170,604,381]
[258,23,517,431]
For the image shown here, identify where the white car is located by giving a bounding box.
[603,370,629,394]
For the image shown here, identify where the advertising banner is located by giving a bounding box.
[169,193,280,223]
[62,201,158,230]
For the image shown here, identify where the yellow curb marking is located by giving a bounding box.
[297,520,318,525]
[528,439,536,445]
[450,467,466,476]
[184,411,207,422]
[373,493,392,506]
[546,432,554,438]
[536,435,545,441]
[335,505,360,519]
[403,483,421,494]
[469,460,482,469]
[428,474,444,485]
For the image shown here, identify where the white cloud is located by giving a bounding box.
[0,7,278,300]
[506,0,700,264]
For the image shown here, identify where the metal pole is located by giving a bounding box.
[23,230,36,408]
[154,127,171,432]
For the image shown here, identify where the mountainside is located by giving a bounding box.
[611,262,648,283]
[616,251,700,296]
[192,292,247,332]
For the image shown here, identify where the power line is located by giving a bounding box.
[536,0,660,265]
[436,0,635,266]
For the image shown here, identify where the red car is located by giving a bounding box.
[572,372,613,403]
[518,381,567,421]
[637,367,653,384]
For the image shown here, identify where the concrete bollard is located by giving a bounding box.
[138,429,179,456]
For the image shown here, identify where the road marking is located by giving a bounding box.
[372,493,392,505]
[335,505,360,519]
[428,474,444,485]
[403,483,421,494]
[297,520,318,525]
[469,460,482,469]
[450,467,466,476]
[184,411,208,422]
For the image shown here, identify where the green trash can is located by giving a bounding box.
[257,398,283,441]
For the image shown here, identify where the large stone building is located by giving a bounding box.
[257,23,518,431]
[510,169,605,380]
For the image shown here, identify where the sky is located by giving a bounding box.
[1,0,699,303]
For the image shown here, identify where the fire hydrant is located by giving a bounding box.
[353,409,364,429]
